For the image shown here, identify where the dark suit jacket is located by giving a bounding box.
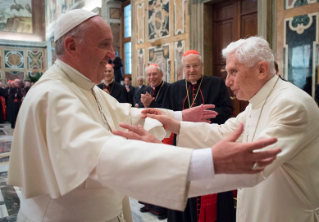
[133,85,147,107]
[97,82,129,103]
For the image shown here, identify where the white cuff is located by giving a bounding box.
[188,148,215,181]
[174,111,183,121]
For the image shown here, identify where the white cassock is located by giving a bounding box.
[8,60,194,222]
[178,75,319,222]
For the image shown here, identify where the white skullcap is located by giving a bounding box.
[54,9,97,42]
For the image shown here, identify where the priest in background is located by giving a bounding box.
[139,63,170,108]
[162,50,235,222]
[98,63,128,103]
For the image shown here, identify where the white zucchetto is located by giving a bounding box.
[54,9,97,42]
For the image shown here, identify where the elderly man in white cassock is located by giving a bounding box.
[8,10,281,222]
[127,37,319,222]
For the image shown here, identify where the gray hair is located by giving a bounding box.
[55,21,91,56]
[181,54,203,64]
[145,65,163,75]
[222,36,275,74]
[137,76,144,81]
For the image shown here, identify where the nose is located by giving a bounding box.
[107,47,116,60]
[225,74,232,87]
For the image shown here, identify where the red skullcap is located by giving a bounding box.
[149,63,160,67]
[106,63,114,68]
[183,50,200,57]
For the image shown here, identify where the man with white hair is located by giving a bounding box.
[7,9,281,222]
[139,36,319,222]
[162,50,235,222]
[140,63,170,108]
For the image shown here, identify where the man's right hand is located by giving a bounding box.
[141,109,181,134]
[212,123,281,174]
[141,92,154,108]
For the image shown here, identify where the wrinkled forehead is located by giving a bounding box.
[225,53,240,69]
[147,66,160,74]
[183,54,202,64]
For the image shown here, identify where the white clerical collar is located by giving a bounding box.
[55,59,95,90]
[249,75,278,108]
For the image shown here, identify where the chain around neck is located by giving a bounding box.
[185,76,203,108]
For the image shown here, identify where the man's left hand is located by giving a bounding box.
[113,123,161,143]
[182,104,218,123]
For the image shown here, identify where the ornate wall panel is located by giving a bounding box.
[284,13,318,97]
[174,0,186,35]
[4,50,24,69]
[174,40,185,81]
[137,48,145,78]
[285,0,319,9]
[0,46,46,82]
[148,43,171,82]
[137,3,145,44]
[110,23,121,53]
[5,71,25,81]
[148,0,170,40]
[27,50,43,70]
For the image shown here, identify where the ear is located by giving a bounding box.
[64,36,78,57]
[257,61,269,79]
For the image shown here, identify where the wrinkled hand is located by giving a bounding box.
[141,92,154,108]
[141,108,165,118]
[212,123,281,174]
[182,104,218,123]
[143,112,180,134]
[112,123,161,143]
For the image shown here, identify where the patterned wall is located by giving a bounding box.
[284,13,318,97]
[148,0,170,40]
[285,0,319,10]
[148,44,171,82]
[174,40,185,81]
[0,46,45,82]
[278,0,319,102]
[133,0,189,85]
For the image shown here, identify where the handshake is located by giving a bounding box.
[113,105,281,175]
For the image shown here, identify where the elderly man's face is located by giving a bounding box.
[104,65,114,82]
[137,78,143,86]
[13,80,20,88]
[75,17,115,84]
[183,55,203,83]
[225,53,260,101]
[147,66,163,88]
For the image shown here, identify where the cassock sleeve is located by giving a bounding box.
[177,109,247,148]
[179,98,309,195]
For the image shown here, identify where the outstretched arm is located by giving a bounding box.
[113,122,280,175]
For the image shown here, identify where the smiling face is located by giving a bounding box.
[146,66,163,88]
[71,16,115,84]
[225,53,261,101]
[182,54,203,83]
[104,65,114,83]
